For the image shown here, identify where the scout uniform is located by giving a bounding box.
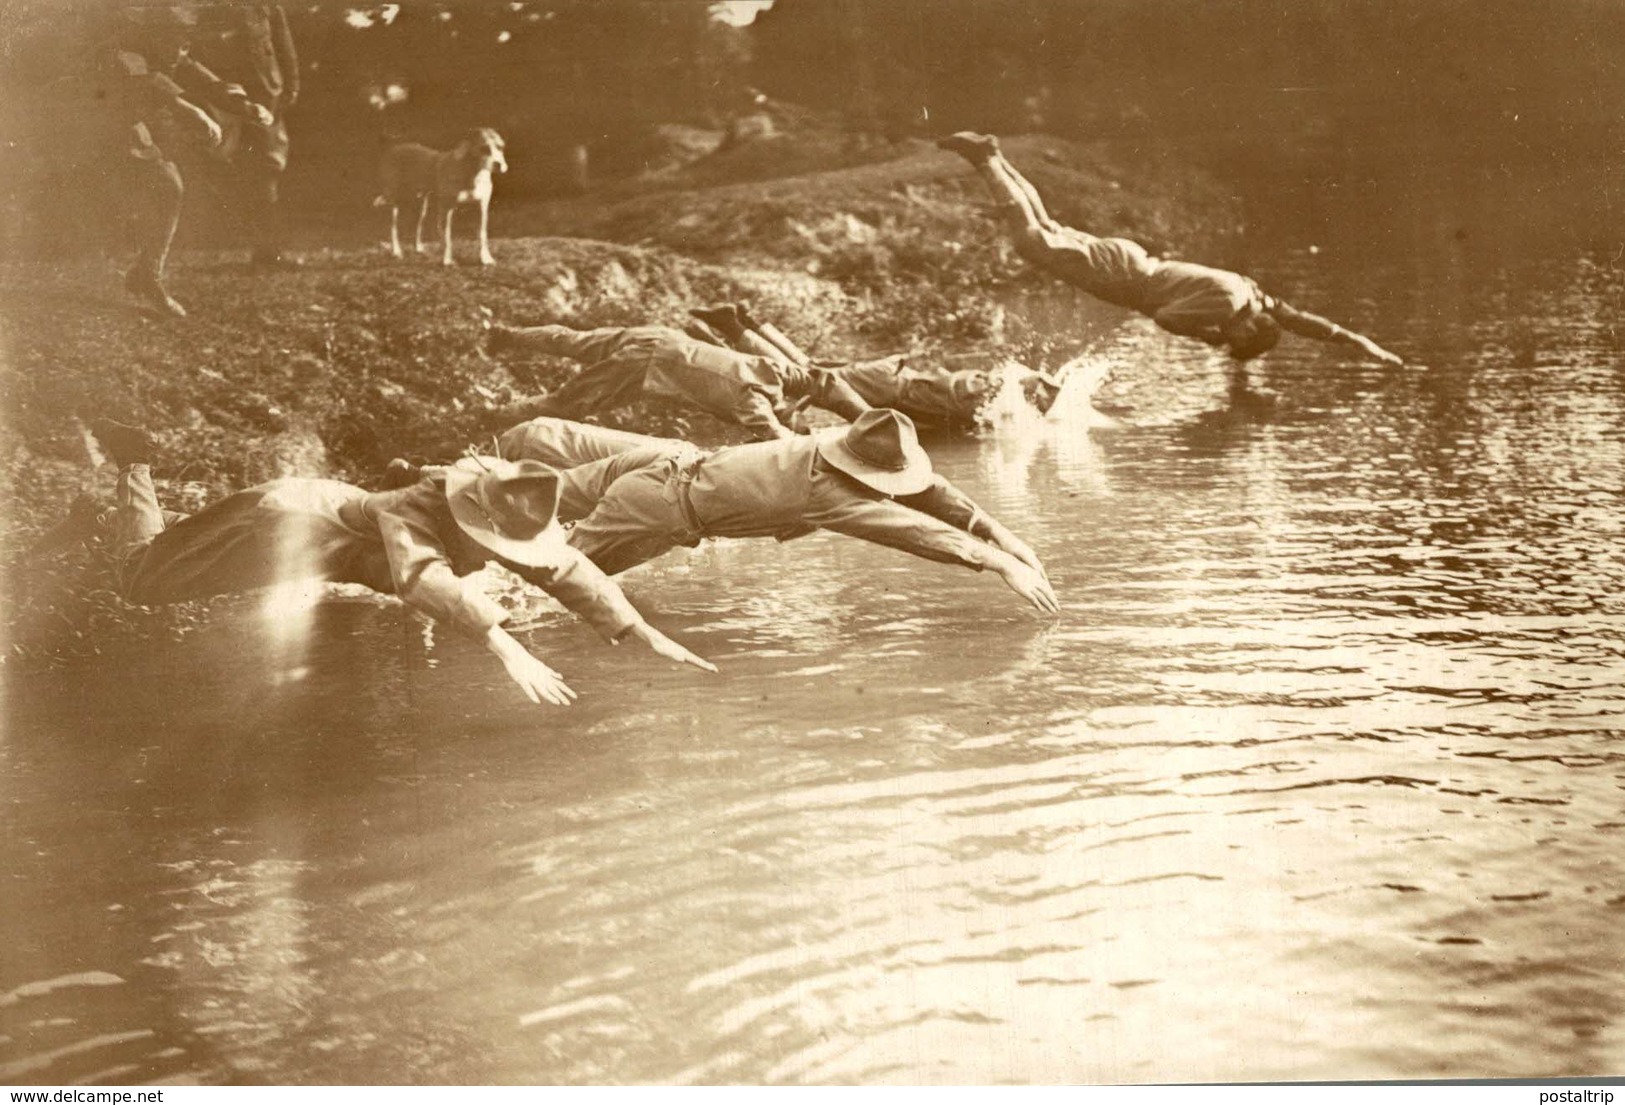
[495,324,868,441]
[111,464,640,644]
[940,132,1400,365]
[833,357,1006,431]
[496,413,1007,579]
[1007,224,1269,347]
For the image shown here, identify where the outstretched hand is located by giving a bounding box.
[1353,333,1404,367]
[486,625,577,706]
[993,552,1061,614]
[994,532,1049,581]
[625,622,719,673]
[501,649,578,706]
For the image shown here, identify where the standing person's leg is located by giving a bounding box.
[243,117,292,266]
[123,149,187,317]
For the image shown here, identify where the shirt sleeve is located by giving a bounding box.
[374,505,511,640]
[502,547,644,642]
[805,480,990,570]
[896,475,989,535]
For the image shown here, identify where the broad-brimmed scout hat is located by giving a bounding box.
[816,408,934,496]
[444,456,566,566]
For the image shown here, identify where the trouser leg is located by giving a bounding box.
[112,464,173,595]
[564,466,689,576]
[534,356,650,419]
[499,325,635,364]
[497,417,690,524]
[806,369,872,422]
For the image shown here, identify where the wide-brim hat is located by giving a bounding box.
[444,456,567,567]
[815,408,934,496]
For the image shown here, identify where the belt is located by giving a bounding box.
[659,448,708,540]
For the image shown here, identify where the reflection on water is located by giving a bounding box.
[5,191,1625,1085]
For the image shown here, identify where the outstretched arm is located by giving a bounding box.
[899,476,1050,578]
[809,484,1059,613]
[1268,300,1403,365]
[484,625,576,706]
[505,545,718,672]
[374,503,580,705]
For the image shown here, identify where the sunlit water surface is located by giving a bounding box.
[4,173,1625,1085]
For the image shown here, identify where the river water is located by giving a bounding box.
[3,162,1624,1084]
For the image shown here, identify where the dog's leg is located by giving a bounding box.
[388,205,404,259]
[414,196,429,254]
[478,196,495,265]
[442,205,456,266]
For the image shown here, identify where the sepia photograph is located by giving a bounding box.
[1,0,1621,1087]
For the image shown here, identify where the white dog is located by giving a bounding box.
[376,127,507,266]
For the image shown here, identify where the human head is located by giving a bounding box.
[815,409,934,496]
[443,457,565,565]
[1224,311,1282,361]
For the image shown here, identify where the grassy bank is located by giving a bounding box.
[0,132,1236,661]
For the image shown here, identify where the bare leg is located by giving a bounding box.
[125,157,187,317]
[478,197,494,265]
[972,155,1053,235]
[996,155,1060,228]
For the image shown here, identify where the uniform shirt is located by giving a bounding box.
[1140,260,1266,341]
[123,476,642,641]
[685,435,993,570]
[836,357,994,429]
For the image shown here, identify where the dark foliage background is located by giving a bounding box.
[4,0,1620,201]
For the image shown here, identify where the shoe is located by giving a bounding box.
[90,418,154,469]
[935,131,1000,160]
[483,317,518,356]
[688,304,749,341]
[381,458,423,490]
[124,267,186,317]
[27,493,107,558]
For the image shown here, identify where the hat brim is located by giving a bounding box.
[444,464,568,567]
[815,426,935,496]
